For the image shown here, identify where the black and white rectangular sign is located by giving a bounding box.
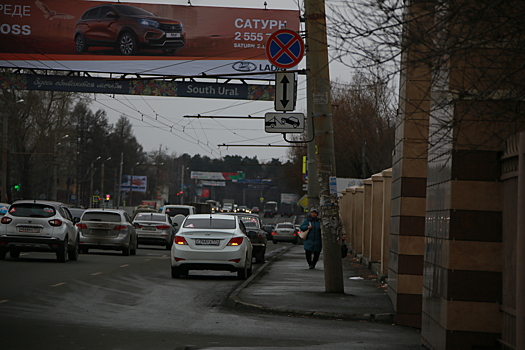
[265,112,305,133]
[275,72,296,111]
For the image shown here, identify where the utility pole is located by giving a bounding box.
[305,0,344,293]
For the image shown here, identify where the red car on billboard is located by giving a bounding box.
[74,4,186,55]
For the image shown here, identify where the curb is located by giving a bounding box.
[226,245,396,324]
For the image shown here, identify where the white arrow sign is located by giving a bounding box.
[275,72,296,111]
[264,112,305,133]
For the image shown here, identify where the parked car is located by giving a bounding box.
[74,3,186,55]
[0,200,80,262]
[217,212,267,263]
[133,212,175,249]
[76,209,137,256]
[271,222,298,244]
[170,214,253,279]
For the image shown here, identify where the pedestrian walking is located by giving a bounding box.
[300,208,322,269]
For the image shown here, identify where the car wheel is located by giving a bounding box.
[130,237,137,256]
[80,247,89,254]
[292,238,298,245]
[0,248,6,260]
[273,240,278,244]
[57,239,68,263]
[68,237,79,261]
[75,33,89,53]
[122,244,131,256]
[171,266,183,278]
[118,32,138,55]
[10,249,20,259]
[255,248,265,264]
[237,258,251,280]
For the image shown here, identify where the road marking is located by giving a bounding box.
[91,272,102,276]
[0,300,9,304]
[50,282,66,287]
[120,264,129,268]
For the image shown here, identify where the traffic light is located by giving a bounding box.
[105,194,111,201]
[13,184,21,191]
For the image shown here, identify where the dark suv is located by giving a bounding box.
[74,4,186,55]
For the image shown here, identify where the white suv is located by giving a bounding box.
[0,200,80,262]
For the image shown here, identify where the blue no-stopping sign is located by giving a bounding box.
[265,29,305,69]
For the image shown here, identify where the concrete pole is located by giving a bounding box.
[305,0,344,293]
[117,152,123,208]
[305,10,319,212]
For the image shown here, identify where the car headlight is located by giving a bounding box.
[139,19,160,28]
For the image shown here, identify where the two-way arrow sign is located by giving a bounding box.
[275,72,296,111]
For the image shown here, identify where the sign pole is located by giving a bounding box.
[305,0,344,293]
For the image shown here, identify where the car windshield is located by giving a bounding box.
[238,216,260,228]
[9,203,56,218]
[135,213,167,222]
[165,208,190,217]
[277,224,294,229]
[82,212,121,222]
[114,5,156,17]
[183,218,235,229]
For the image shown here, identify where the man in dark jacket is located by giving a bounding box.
[300,208,322,269]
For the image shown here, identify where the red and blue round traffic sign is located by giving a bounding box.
[265,29,305,69]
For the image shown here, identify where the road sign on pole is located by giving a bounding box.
[264,112,305,133]
[275,72,296,111]
[266,29,305,69]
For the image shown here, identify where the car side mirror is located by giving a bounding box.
[73,217,80,224]
[133,222,140,228]
[247,230,257,239]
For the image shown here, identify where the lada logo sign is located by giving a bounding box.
[232,61,257,72]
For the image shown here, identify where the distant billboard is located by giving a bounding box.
[120,175,147,192]
[0,1,300,76]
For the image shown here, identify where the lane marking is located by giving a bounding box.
[50,282,66,287]
[120,264,129,268]
[0,300,9,304]
[91,272,102,276]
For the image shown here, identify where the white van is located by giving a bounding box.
[161,205,196,218]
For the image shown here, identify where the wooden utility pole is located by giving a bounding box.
[305,0,344,293]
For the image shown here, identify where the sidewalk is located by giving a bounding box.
[228,244,403,323]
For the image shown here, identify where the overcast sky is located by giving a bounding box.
[88,0,350,163]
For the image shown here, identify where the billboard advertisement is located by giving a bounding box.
[0,1,300,76]
[120,175,147,192]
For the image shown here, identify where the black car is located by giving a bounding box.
[74,4,186,55]
[216,212,267,263]
[262,224,276,241]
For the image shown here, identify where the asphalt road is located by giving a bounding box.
[0,216,421,350]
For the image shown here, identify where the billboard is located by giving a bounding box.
[0,1,300,76]
[120,175,147,192]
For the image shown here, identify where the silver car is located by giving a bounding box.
[271,222,298,244]
[133,212,175,249]
[0,200,80,262]
[77,209,137,256]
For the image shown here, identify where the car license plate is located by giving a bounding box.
[90,229,110,235]
[166,33,180,38]
[195,239,219,246]
[18,226,40,233]
[143,226,156,231]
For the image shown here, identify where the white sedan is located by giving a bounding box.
[170,214,253,279]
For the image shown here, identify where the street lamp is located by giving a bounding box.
[2,98,24,202]
[89,156,101,208]
[100,156,111,207]
[52,134,69,201]
[129,161,140,207]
